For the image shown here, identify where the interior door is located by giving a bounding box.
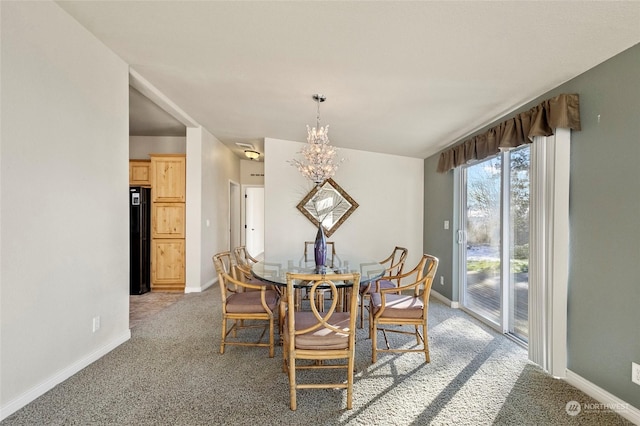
[245,186,264,257]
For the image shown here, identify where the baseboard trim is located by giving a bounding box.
[0,331,131,421]
[430,289,460,308]
[185,278,215,293]
[565,369,640,424]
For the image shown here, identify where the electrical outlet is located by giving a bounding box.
[632,362,640,386]
[440,276,444,285]
[92,316,101,333]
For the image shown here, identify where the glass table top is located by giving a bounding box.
[251,255,384,287]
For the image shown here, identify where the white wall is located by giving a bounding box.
[186,128,204,292]
[240,159,265,186]
[1,1,130,418]
[129,136,186,159]
[264,138,424,268]
[186,127,240,292]
[239,160,265,246]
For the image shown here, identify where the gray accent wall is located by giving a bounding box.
[563,43,640,410]
[424,43,640,409]
[423,154,455,301]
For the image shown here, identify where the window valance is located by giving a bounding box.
[436,93,581,173]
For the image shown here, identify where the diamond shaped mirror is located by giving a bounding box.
[296,179,359,237]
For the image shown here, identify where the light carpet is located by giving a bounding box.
[2,286,632,425]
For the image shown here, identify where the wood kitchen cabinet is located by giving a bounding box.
[149,154,186,292]
[152,203,185,239]
[129,160,151,186]
[150,154,185,202]
[151,239,185,292]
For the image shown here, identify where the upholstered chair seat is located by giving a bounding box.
[370,293,424,319]
[363,278,396,293]
[226,290,279,313]
[284,312,351,350]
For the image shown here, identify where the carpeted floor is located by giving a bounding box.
[2,286,633,425]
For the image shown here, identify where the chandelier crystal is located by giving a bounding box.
[291,94,343,185]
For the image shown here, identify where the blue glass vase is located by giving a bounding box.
[314,224,327,269]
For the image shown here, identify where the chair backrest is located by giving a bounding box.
[303,241,337,267]
[233,246,258,280]
[380,246,408,285]
[394,254,439,304]
[234,246,258,266]
[417,254,438,301]
[285,271,361,342]
[213,251,241,296]
[213,251,234,275]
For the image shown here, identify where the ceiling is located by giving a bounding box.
[129,86,186,137]
[58,1,640,161]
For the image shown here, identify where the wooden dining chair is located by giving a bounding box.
[369,254,438,363]
[303,240,337,267]
[359,246,408,328]
[282,271,361,411]
[233,245,267,286]
[301,240,338,308]
[213,251,279,358]
[233,245,259,267]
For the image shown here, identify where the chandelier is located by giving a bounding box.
[291,94,343,185]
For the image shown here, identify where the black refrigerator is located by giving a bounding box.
[130,187,151,295]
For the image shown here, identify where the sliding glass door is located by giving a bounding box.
[461,146,530,342]
[507,147,530,339]
[464,155,502,325]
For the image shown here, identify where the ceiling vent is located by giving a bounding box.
[235,142,254,150]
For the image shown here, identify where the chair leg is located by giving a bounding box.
[368,303,375,339]
[282,345,288,373]
[279,299,286,338]
[423,324,430,363]
[347,353,355,409]
[295,288,302,311]
[220,317,227,354]
[359,293,365,328]
[268,317,275,358]
[316,291,324,312]
[288,352,297,411]
[370,311,377,363]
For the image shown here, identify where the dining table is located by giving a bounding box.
[251,255,385,337]
[251,255,385,287]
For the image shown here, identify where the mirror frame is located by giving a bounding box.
[296,178,359,237]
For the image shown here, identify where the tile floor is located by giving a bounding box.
[129,291,185,329]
